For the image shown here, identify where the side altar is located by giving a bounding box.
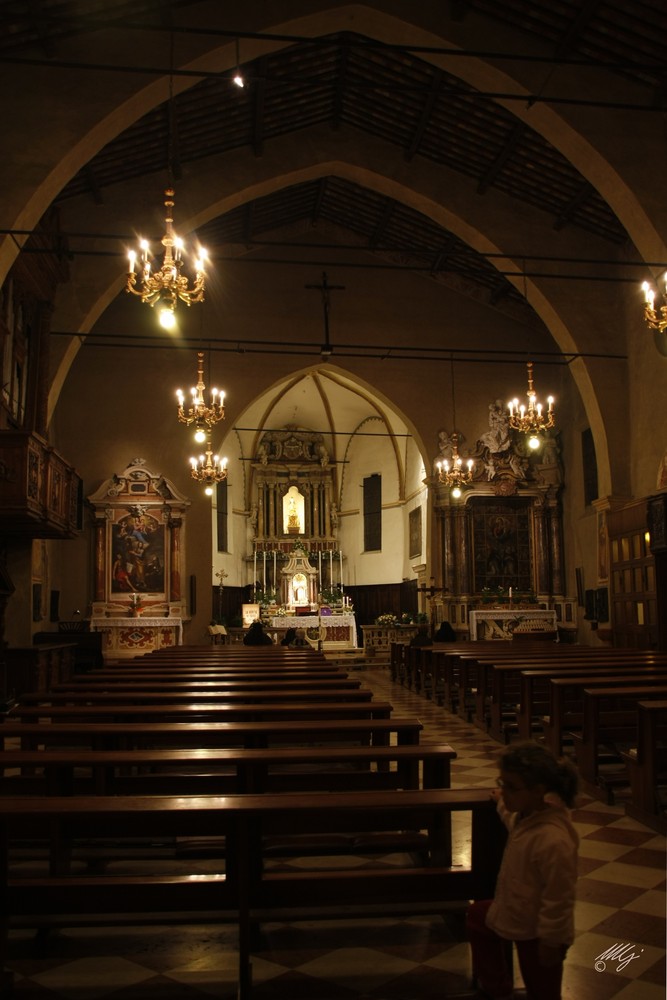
[87,459,190,659]
[90,616,184,658]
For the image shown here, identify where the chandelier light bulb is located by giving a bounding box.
[194,426,207,444]
[159,307,177,330]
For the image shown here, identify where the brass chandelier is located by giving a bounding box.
[190,431,228,496]
[437,432,473,498]
[641,276,667,333]
[177,352,225,443]
[507,361,555,450]
[436,357,473,498]
[126,188,207,330]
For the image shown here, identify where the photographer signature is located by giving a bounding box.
[595,942,644,973]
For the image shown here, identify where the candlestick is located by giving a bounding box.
[253,550,257,601]
[329,550,333,588]
[263,551,266,593]
[273,551,277,591]
[339,550,343,590]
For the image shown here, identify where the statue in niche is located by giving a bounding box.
[287,496,300,533]
[471,398,528,485]
[477,400,511,456]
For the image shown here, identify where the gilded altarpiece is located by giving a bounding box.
[432,407,576,638]
[87,459,190,658]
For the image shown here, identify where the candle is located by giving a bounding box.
[329,550,333,587]
[273,551,277,590]
[318,550,322,589]
[339,550,343,590]
[253,550,257,601]
[509,587,512,600]
[263,551,266,592]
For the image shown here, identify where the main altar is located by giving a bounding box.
[468,608,558,640]
[243,425,357,647]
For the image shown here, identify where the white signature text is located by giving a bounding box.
[594,942,644,973]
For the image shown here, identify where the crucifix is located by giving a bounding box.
[305,271,345,358]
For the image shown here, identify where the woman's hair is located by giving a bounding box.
[498,741,579,807]
[281,627,297,645]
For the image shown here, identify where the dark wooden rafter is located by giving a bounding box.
[404,68,442,162]
[430,235,457,275]
[332,41,349,131]
[167,99,182,181]
[369,199,395,249]
[477,122,525,195]
[252,56,267,157]
[553,181,593,232]
[83,165,104,206]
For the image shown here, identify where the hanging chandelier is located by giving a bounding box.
[641,276,667,333]
[437,433,473,498]
[507,361,555,450]
[126,188,207,330]
[190,432,228,496]
[177,352,225,443]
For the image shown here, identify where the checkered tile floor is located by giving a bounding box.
[4,667,665,999]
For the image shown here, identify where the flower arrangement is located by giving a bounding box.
[375,613,399,627]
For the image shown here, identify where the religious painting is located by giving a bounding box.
[409,507,422,559]
[471,497,533,594]
[111,509,165,595]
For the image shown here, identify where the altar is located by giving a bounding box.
[468,608,558,641]
[90,617,183,659]
[271,613,358,649]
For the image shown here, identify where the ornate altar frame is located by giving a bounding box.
[86,459,190,657]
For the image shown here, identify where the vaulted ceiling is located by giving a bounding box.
[4,0,665,327]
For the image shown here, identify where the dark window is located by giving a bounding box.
[216,480,228,552]
[363,474,382,552]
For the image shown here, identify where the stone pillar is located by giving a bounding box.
[169,518,182,601]
[453,505,471,594]
[548,500,565,596]
[268,482,276,540]
[257,484,265,541]
[94,516,106,601]
[533,499,551,596]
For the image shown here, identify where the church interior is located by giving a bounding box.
[0,2,665,998]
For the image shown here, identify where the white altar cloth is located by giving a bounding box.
[270,613,357,648]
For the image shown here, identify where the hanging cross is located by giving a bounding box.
[305,271,345,358]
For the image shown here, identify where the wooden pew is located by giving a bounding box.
[17,686,374,707]
[0,788,504,1000]
[570,684,667,791]
[0,743,457,796]
[7,700,394,724]
[0,716,424,752]
[516,665,667,742]
[543,675,667,757]
[619,700,667,833]
[50,676,362,693]
[458,648,667,734]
